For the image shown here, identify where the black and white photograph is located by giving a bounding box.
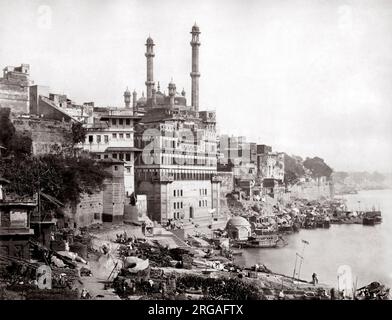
[0,0,391,306]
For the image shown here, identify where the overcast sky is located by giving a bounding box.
[1,0,391,172]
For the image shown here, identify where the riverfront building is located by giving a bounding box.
[134,25,225,231]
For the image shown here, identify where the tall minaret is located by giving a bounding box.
[124,87,131,108]
[132,90,137,109]
[145,36,155,99]
[168,80,176,107]
[190,23,201,111]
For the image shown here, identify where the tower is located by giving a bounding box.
[132,90,137,109]
[168,80,176,107]
[124,87,131,108]
[190,23,201,111]
[152,84,157,106]
[145,36,155,99]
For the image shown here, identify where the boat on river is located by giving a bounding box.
[231,234,287,249]
[362,209,382,226]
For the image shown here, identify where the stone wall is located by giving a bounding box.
[0,73,29,114]
[102,163,125,223]
[62,163,126,228]
[288,180,334,200]
[62,191,103,229]
[12,118,72,155]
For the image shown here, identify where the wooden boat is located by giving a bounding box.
[232,235,287,249]
[363,210,382,226]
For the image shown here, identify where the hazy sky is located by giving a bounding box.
[1,0,391,172]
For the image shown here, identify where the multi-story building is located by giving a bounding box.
[81,107,142,197]
[0,64,31,114]
[134,25,224,231]
[256,145,285,198]
[257,147,285,181]
[218,135,258,196]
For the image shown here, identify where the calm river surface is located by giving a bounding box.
[236,189,392,288]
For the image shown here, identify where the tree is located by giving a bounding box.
[71,122,87,145]
[284,153,305,185]
[303,156,333,178]
[0,109,110,211]
[0,108,16,152]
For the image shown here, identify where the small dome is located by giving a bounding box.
[226,216,251,229]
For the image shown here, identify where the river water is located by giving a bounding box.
[236,189,392,288]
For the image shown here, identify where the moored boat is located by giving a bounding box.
[363,209,382,226]
[232,234,287,249]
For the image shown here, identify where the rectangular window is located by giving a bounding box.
[125,153,131,161]
[96,135,101,143]
[119,133,124,139]
[119,119,123,125]
[112,119,117,125]
[126,119,130,125]
[112,153,118,159]
[199,200,201,207]
[119,153,124,160]
[174,190,176,197]
[180,202,183,209]
[180,190,183,196]
[104,135,109,143]
[114,165,118,171]
[126,167,131,173]
[126,133,131,139]
[104,154,109,159]
[112,133,117,139]
[88,135,93,143]
[174,203,176,209]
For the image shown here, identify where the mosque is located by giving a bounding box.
[129,24,226,233]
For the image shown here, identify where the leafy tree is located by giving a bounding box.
[0,108,16,152]
[0,108,33,156]
[284,153,305,185]
[303,156,333,178]
[0,108,110,211]
[71,122,87,145]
